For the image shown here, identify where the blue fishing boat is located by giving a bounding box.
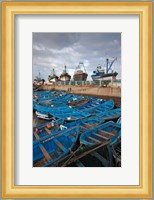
[75,98,104,111]
[39,94,82,108]
[34,91,67,102]
[33,119,64,141]
[35,100,91,121]
[68,97,89,108]
[33,91,56,102]
[80,121,121,146]
[54,110,91,122]
[34,101,71,114]
[34,90,51,96]
[87,100,115,114]
[95,108,121,121]
[79,116,103,130]
[35,106,70,120]
[33,126,79,167]
[91,58,118,81]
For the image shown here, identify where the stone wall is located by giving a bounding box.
[40,85,121,100]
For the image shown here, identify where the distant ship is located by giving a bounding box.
[73,62,88,81]
[33,72,45,86]
[48,69,59,82]
[91,58,118,81]
[59,65,71,82]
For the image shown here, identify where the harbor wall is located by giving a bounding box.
[40,85,121,101]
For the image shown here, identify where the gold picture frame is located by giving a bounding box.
[2,2,152,198]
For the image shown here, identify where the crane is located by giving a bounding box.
[106,57,117,73]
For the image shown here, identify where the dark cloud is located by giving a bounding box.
[33,33,121,81]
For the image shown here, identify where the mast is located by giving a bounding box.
[106,59,109,73]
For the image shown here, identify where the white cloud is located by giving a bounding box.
[33,33,121,80]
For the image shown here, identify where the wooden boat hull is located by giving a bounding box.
[73,73,88,81]
[60,75,71,82]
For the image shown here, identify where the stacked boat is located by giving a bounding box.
[33,126,79,167]
[33,90,121,167]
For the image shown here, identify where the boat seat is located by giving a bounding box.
[89,136,101,143]
[98,130,116,136]
[82,123,92,128]
[33,132,40,140]
[39,144,52,162]
[54,139,65,152]
[45,127,51,134]
[95,133,109,140]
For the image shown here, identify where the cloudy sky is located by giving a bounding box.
[32,33,121,81]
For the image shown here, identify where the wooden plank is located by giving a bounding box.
[55,141,65,151]
[42,126,78,143]
[39,144,51,162]
[34,132,40,140]
[45,127,51,134]
[82,122,90,126]
[95,133,109,140]
[98,129,116,136]
[89,136,101,143]
[84,124,93,128]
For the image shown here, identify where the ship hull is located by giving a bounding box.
[49,78,58,82]
[33,81,44,86]
[60,75,71,82]
[91,72,118,81]
[73,73,88,81]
